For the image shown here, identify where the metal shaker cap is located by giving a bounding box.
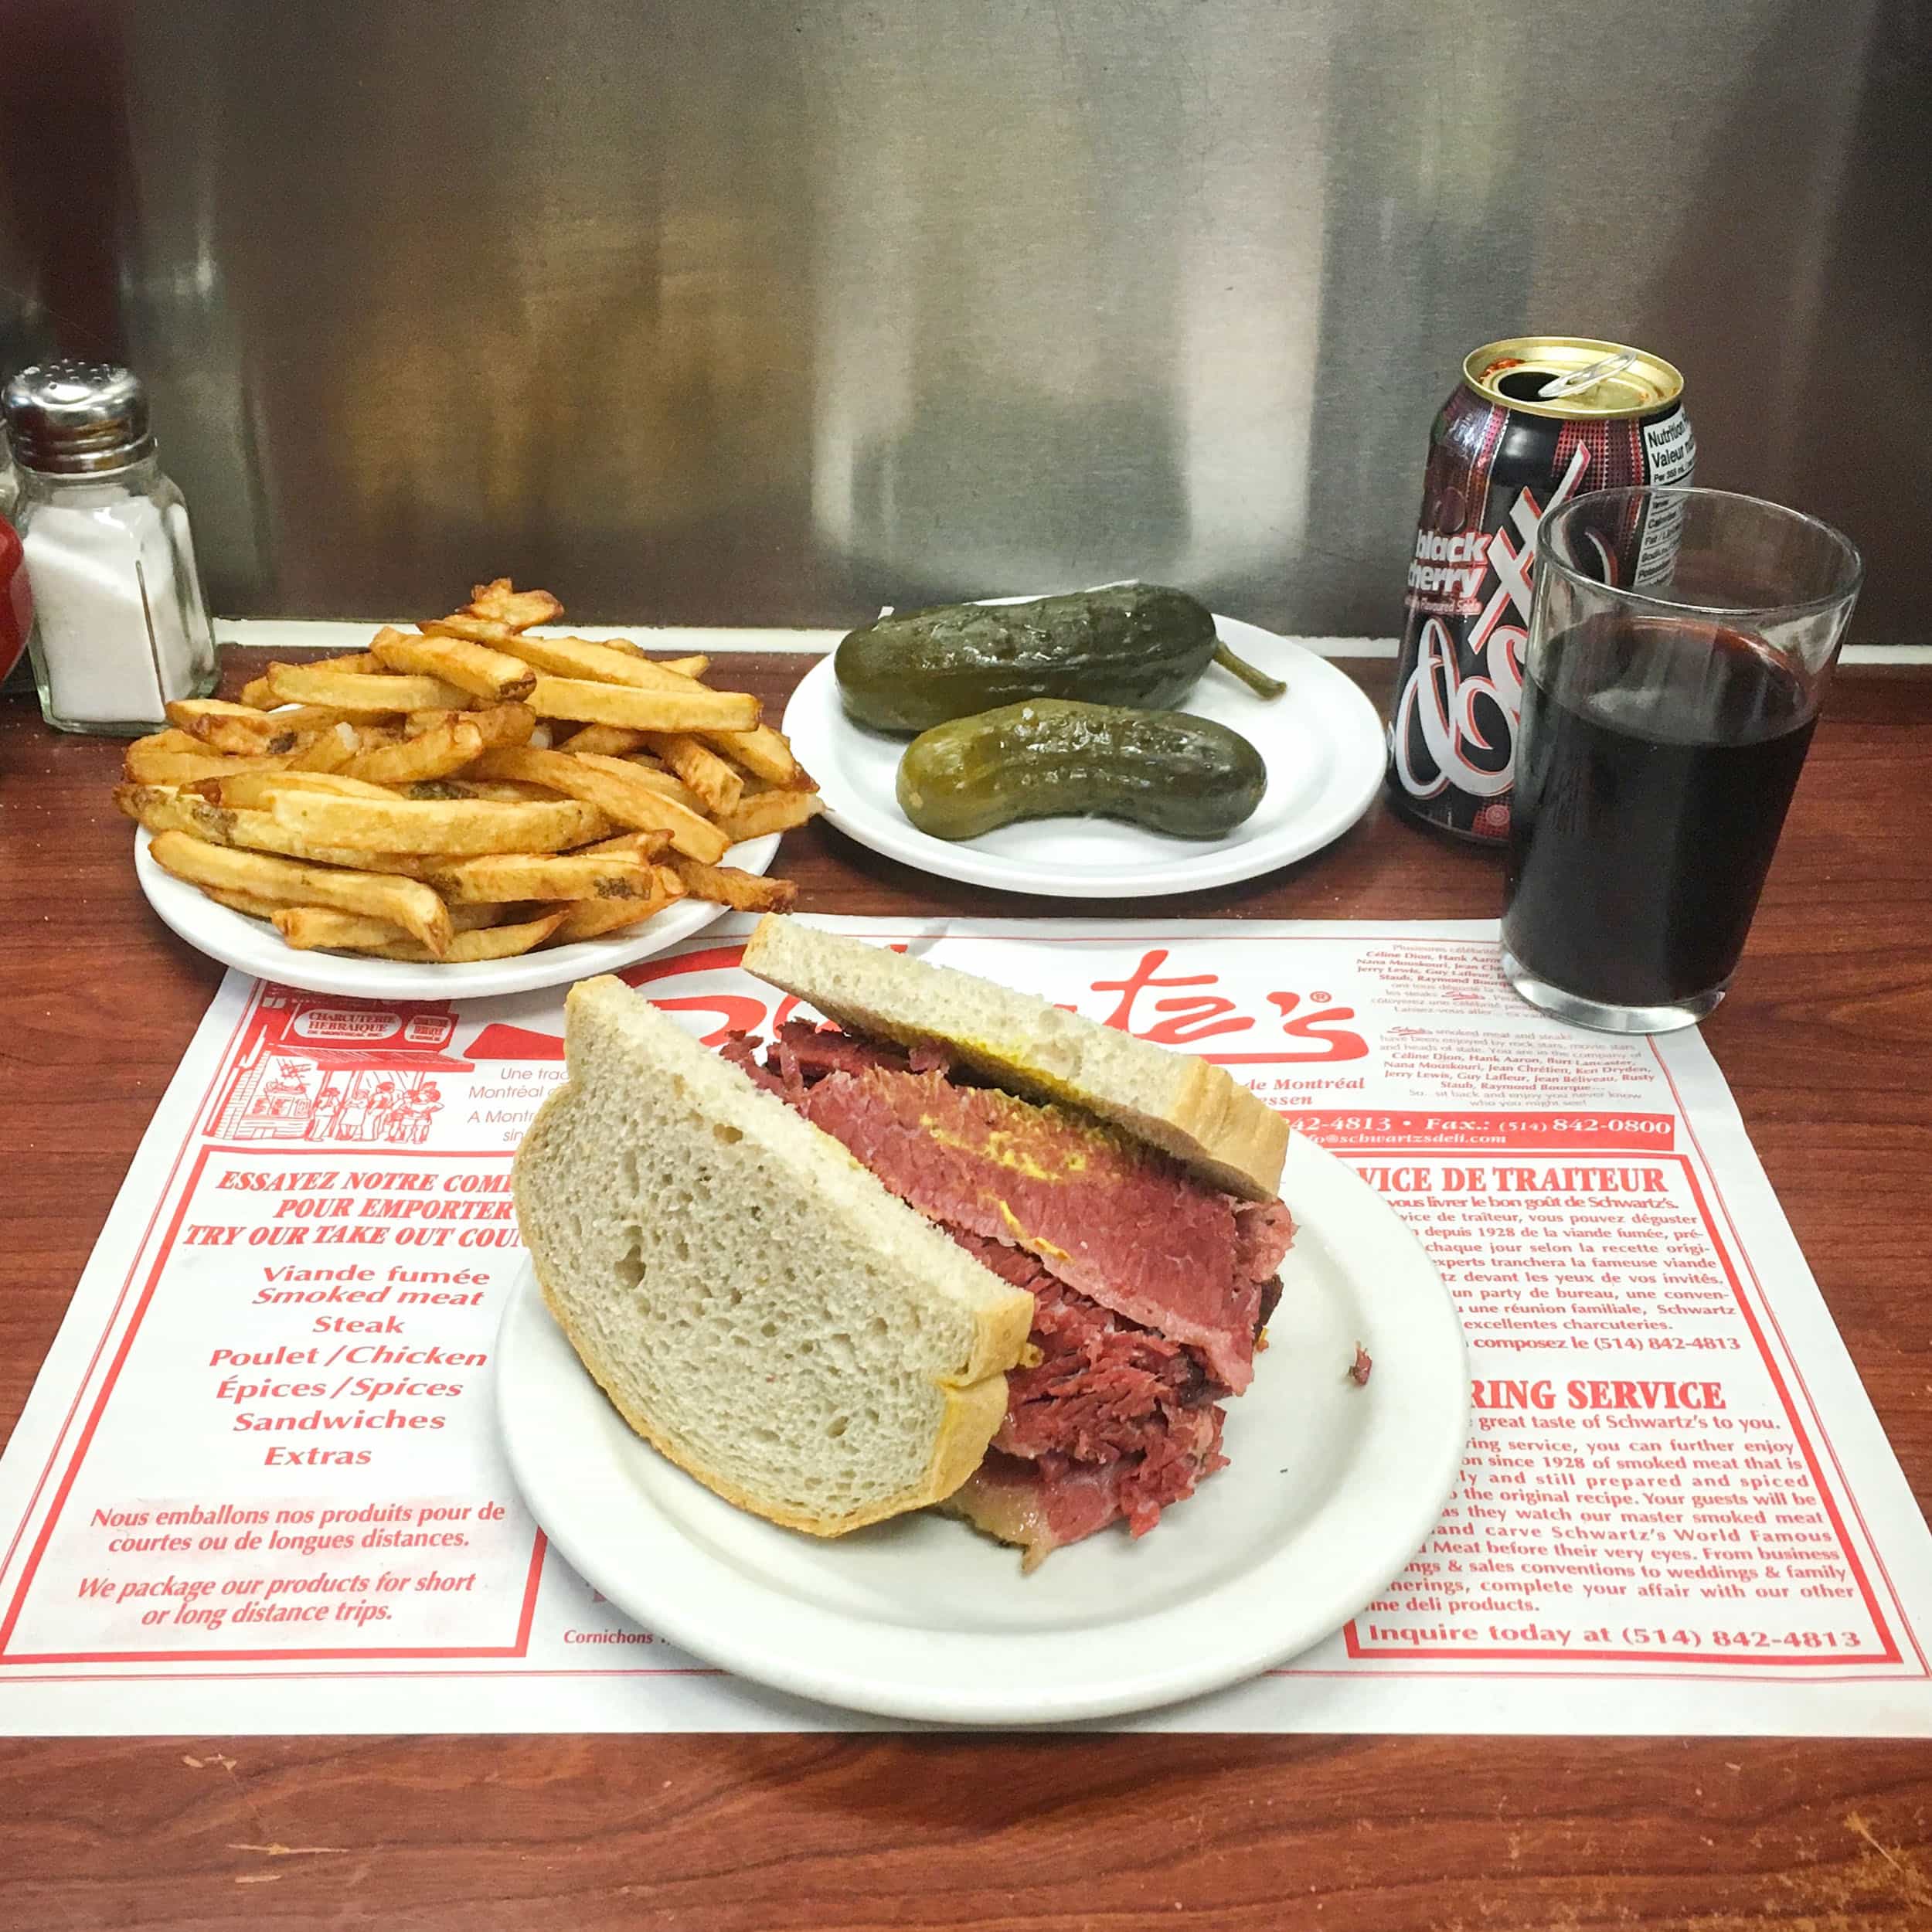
[2,360,154,474]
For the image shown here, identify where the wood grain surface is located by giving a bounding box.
[2,651,1930,1932]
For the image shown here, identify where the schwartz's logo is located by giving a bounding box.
[463,944,1369,1069]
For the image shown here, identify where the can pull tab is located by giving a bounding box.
[1539,350,1639,400]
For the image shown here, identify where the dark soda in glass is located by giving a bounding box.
[1503,614,1816,1009]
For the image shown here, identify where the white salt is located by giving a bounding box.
[22,496,195,726]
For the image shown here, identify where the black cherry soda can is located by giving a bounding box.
[1386,336,1694,842]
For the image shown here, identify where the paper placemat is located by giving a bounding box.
[3,917,1927,1735]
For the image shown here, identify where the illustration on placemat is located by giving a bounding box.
[209,989,471,1144]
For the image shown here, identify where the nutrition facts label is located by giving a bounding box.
[1,917,1926,1736]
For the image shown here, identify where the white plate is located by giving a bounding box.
[781,612,1386,899]
[496,1133,1469,1724]
[134,826,781,999]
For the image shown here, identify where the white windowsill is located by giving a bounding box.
[213,620,1927,667]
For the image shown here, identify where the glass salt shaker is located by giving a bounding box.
[3,360,218,734]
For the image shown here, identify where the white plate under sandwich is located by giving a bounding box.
[781,611,1386,900]
[134,825,781,1000]
[496,1133,1469,1725]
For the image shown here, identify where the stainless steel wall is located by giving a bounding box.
[1,0,1923,639]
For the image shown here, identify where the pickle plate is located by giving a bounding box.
[783,612,1385,897]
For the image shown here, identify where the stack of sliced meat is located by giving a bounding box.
[722,1022,1294,1566]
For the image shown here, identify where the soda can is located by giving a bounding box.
[1386,336,1694,843]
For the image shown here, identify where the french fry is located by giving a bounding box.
[339,716,485,785]
[403,777,555,803]
[264,664,474,716]
[701,723,812,789]
[555,723,649,757]
[550,871,685,944]
[287,721,369,773]
[641,733,743,817]
[662,853,798,913]
[406,703,534,751]
[464,578,563,631]
[418,847,659,903]
[199,886,288,922]
[167,698,272,730]
[573,831,675,859]
[170,699,351,756]
[362,912,573,963]
[148,831,452,957]
[716,788,825,845]
[238,651,383,708]
[479,632,685,689]
[272,903,504,951]
[470,747,729,862]
[370,626,537,702]
[124,740,293,786]
[128,727,212,757]
[121,785,436,875]
[527,675,757,733]
[422,614,511,645]
[618,760,706,815]
[268,787,611,856]
[211,770,401,809]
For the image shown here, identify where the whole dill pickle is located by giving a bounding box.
[838,583,1281,733]
[896,699,1267,842]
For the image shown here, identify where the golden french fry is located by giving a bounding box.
[717,788,825,844]
[169,699,350,757]
[662,853,798,913]
[124,740,293,786]
[527,675,757,733]
[659,655,709,679]
[617,760,706,814]
[121,784,434,874]
[264,664,474,716]
[419,847,658,904]
[198,886,287,922]
[406,702,534,751]
[273,903,504,951]
[480,633,683,688]
[238,652,383,708]
[127,726,227,762]
[464,578,564,631]
[168,699,262,729]
[370,626,537,702]
[555,723,649,757]
[212,770,400,809]
[148,831,452,956]
[356,910,571,963]
[269,787,610,856]
[573,830,675,859]
[339,716,485,785]
[470,747,729,862]
[642,733,743,817]
[701,723,812,789]
[549,874,685,944]
[287,721,368,773]
[422,614,511,645]
[402,777,554,803]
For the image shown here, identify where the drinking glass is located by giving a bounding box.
[1501,487,1862,1034]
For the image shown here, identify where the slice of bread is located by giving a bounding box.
[741,916,1288,1202]
[513,975,1036,1536]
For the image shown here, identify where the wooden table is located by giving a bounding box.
[4,652,1930,1931]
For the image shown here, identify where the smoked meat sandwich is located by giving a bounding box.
[512,917,1294,1566]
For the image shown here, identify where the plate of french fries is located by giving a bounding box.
[117,580,823,998]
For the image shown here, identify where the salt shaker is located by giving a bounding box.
[3,360,217,734]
